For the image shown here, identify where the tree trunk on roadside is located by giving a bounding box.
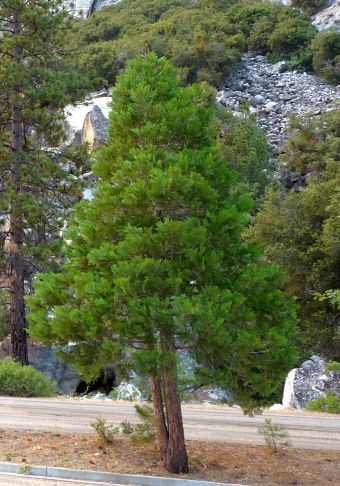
[151,375,169,460]
[8,15,28,365]
[161,349,189,473]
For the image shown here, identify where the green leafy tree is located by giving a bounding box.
[226,2,315,67]
[0,289,10,342]
[215,107,271,202]
[0,0,87,363]
[28,54,298,473]
[312,30,340,85]
[245,130,340,358]
[267,11,316,64]
[280,109,340,175]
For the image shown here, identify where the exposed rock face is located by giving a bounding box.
[81,105,109,151]
[282,355,340,409]
[65,0,120,17]
[0,337,81,395]
[313,1,340,31]
[64,91,111,149]
[90,0,121,14]
[217,54,339,153]
[28,344,81,396]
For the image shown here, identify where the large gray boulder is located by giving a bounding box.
[282,355,340,409]
[0,336,81,395]
[28,343,81,396]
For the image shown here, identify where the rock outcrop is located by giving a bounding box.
[313,1,340,31]
[81,105,109,151]
[65,0,120,17]
[282,355,340,409]
[217,54,339,153]
[64,91,111,149]
[0,336,81,395]
[0,336,116,396]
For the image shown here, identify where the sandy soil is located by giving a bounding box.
[0,430,339,485]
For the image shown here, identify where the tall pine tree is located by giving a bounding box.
[0,0,86,363]
[28,54,298,473]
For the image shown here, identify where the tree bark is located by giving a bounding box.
[151,375,168,460]
[161,347,189,473]
[8,14,28,365]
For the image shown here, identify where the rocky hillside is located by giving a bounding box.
[218,54,339,154]
[67,0,340,30]
[65,54,339,157]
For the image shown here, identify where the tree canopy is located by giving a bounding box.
[245,110,340,359]
[0,0,88,362]
[28,53,298,471]
[65,0,330,87]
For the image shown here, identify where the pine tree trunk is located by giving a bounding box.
[151,375,168,460]
[161,350,189,473]
[9,14,28,365]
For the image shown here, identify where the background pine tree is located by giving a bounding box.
[0,0,88,363]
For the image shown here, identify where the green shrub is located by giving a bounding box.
[312,30,340,85]
[258,418,292,452]
[267,13,316,64]
[215,106,271,202]
[91,406,155,446]
[227,2,316,66]
[91,417,120,445]
[121,405,156,444]
[0,358,56,397]
[68,0,244,87]
[325,361,340,373]
[291,0,327,15]
[68,0,320,88]
[306,393,340,414]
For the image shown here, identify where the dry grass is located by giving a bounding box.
[0,430,339,485]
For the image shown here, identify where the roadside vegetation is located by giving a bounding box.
[0,358,56,397]
[307,393,340,413]
[1,429,339,484]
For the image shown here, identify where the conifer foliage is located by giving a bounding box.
[28,54,298,473]
[0,0,86,363]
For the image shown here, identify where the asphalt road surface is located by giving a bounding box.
[0,397,339,451]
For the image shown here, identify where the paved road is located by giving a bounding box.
[0,473,125,485]
[0,397,339,451]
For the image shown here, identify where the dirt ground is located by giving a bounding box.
[0,430,339,485]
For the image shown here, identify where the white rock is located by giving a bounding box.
[269,403,286,411]
[282,368,297,408]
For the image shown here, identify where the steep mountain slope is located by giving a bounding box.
[67,0,340,30]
